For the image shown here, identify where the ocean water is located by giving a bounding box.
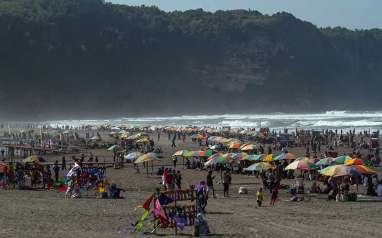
[44,111,382,131]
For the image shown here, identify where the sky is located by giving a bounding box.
[110,0,382,29]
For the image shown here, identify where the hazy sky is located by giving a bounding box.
[110,0,381,29]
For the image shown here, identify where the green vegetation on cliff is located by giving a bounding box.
[0,0,381,119]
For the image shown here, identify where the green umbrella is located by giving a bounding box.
[333,155,352,164]
[107,145,118,151]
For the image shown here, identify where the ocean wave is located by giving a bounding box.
[294,120,382,127]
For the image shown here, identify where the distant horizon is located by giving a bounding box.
[110,0,382,30]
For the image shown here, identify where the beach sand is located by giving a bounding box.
[1,132,382,238]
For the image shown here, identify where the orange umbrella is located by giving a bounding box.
[344,158,364,166]
[229,142,241,149]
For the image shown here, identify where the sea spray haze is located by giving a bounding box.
[0,1,382,119]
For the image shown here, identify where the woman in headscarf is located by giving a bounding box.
[196,181,208,213]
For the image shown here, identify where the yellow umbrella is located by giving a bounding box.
[136,138,149,144]
[263,154,274,162]
[134,153,158,164]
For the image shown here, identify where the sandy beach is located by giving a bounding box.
[1,129,382,238]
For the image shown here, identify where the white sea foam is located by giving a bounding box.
[43,111,382,130]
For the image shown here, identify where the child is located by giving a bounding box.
[256,187,264,207]
[270,186,279,206]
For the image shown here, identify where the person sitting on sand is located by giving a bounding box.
[310,181,321,194]
[376,181,382,197]
[109,183,125,199]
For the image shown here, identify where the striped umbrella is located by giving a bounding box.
[316,157,334,166]
[273,153,296,161]
[344,158,364,166]
[229,142,241,149]
[172,150,189,157]
[240,144,256,151]
[333,155,353,164]
[285,159,318,171]
[204,153,231,166]
[244,162,274,172]
[319,165,375,177]
[242,154,265,161]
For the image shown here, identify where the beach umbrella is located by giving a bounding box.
[263,154,274,162]
[316,157,334,166]
[124,152,143,161]
[333,155,352,164]
[136,138,150,144]
[285,159,318,171]
[344,158,364,166]
[351,165,375,174]
[231,152,248,161]
[120,132,130,139]
[23,155,46,163]
[127,133,143,140]
[319,165,375,177]
[90,136,100,141]
[184,151,197,157]
[273,153,296,161]
[172,150,189,157]
[240,144,256,151]
[244,162,273,172]
[118,130,126,135]
[204,153,231,166]
[134,153,159,164]
[186,150,215,157]
[222,153,247,161]
[107,145,118,151]
[242,154,265,161]
[228,142,241,149]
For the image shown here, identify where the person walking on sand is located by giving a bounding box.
[206,170,216,198]
[61,156,66,170]
[270,185,279,206]
[171,134,176,148]
[53,160,60,182]
[256,187,264,207]
[223,171,231,197]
